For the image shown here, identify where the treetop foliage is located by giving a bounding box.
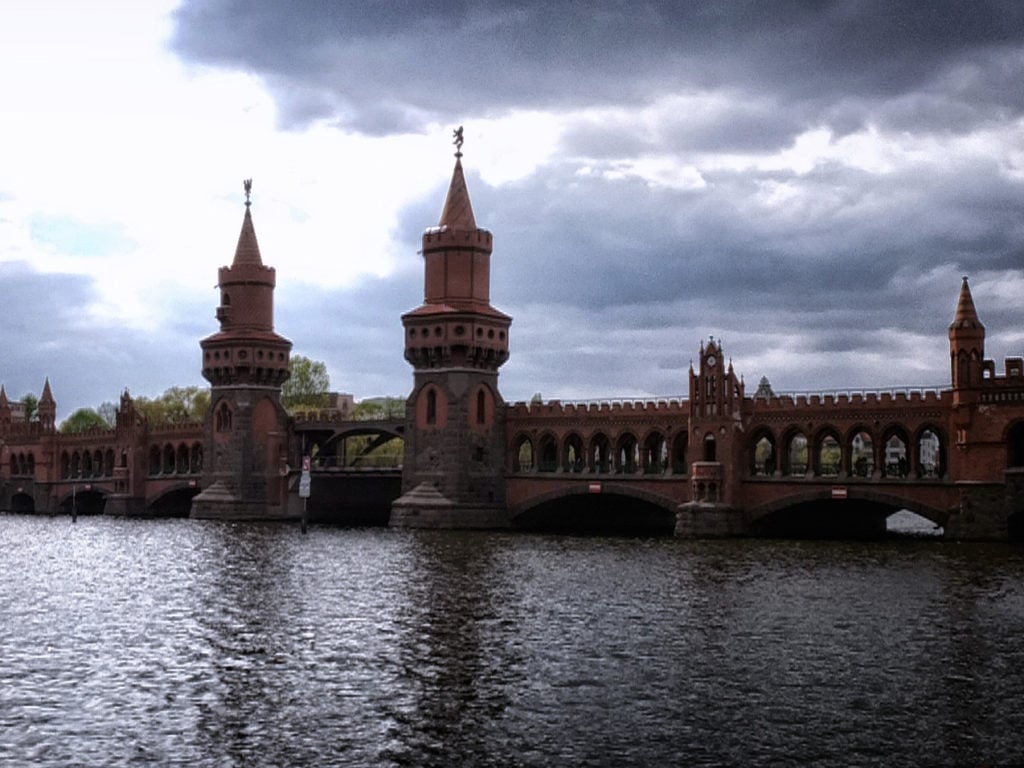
[282,355,330,410]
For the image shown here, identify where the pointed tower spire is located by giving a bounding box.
[950,276,984,332]
[0,385,8,409]
[232,178,263,267]
[439,129,477,230]
[40,377,54,405]
[37,378,56,430]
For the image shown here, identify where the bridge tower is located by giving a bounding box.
[677,338,749,536]
[391,131,512,528]
[191,181,294,521]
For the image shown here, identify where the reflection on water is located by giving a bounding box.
[1,515,1023,766]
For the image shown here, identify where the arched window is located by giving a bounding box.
[538,434,558,472]
[61,452,70,479]
[816,433,841,477]
[476,390,486,425]
[671,432,688,475]
[751,430,776,476]
[643,432,667,474]
[191,443,203,474]
[590,433,611,474]
[564,434,585,473]
[883,431,909,477]
[703,433,716,462]
[849,429,874,477]
[215,401,232,432]
[617,433,639,474]
[918,429,942,478]
[426,389,437,425]
[783,432,807,476]
[513,435,534,472]
[149,446,161,475]
[163,444,175,475]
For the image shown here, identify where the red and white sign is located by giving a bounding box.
[832,486,848,499]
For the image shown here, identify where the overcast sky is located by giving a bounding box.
[2,1,1023,421]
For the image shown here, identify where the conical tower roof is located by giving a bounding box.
[40,377,55,404]
[438,156,477,230]
[232,205,263,267]
[950,276,984,331]
[0,385,9,409]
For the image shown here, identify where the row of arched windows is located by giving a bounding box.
[512,431,691,475]
[60,448,119,479]
[10,452,35,476]
[148,443,203,476]
[749,425,947,479]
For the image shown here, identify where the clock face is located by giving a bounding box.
[706,355,717,367]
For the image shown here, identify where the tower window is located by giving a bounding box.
[426,389,437,425]
[215,402,233,432]
[477,390,486,424]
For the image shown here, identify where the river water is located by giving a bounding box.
[1,514,1023,767]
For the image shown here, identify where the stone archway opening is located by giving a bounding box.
[148,487,201,518]
[753,499,896,539]
[512,492,676,536]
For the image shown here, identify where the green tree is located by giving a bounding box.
[282,355,330,410]
[60,408,110,434]
[353,397,405,420]
[135,386,210,425]
[20,393,39,422]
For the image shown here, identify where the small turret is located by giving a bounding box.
[949,277,986,400]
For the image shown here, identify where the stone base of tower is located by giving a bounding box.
[675,502,750,537]
[390,482,511,530]
[190,480,297,522]
[943,478,1018,541]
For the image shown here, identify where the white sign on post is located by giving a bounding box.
[299,455,311,498]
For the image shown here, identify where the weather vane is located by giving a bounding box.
[243,178,253,207]
[453,125,464,158]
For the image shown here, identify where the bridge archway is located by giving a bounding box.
[317,426,405,470]
[749,427,777,477]
[148,486,200,517]
[9,492,35,513]
[511,486,678,536]
[60,488,107,516]
[749,488,946,539]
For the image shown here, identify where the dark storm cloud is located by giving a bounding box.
[0,263,204,419]
[171,0,1024,138]
[167,0,1024,398]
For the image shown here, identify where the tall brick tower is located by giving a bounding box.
[191,180,293,520]
[391,129,512,528]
